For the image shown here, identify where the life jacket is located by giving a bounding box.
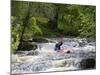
[56,41,63,47]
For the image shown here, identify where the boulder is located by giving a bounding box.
[32,37,49,43]
[16,50,39,56]
[87,38,95,43]
[18,42,37,51]
[26,50,39,55]
[79,58,96,69]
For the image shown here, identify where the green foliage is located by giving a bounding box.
[57,5,81,36]
[11,1,30,19]
[36,16,49,24]
[11,1,96,53]
[11,16,21,53]
[78,6,96,37]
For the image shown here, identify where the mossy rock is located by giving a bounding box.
[19,42,37,51]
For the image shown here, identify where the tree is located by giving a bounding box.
[11,1,96,52]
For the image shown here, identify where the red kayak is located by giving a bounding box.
[58,48,72,55]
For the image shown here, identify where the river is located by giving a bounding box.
[11,38,96,74]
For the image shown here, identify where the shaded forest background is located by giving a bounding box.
[11,1,96,52]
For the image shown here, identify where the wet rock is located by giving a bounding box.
[16,50,39,56]
[87,38,95,43]
[32,37,49,43]
[88,42,96,46]
[79,58,96,69]
[78,39,88,47]
[26,50,39,56]
[18,42,37,51]
[78,41,87,47]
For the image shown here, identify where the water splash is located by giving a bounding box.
[11,38,96,74]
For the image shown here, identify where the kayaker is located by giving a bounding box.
[54,41,63,52]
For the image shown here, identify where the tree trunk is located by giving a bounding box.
[17,3,31,51]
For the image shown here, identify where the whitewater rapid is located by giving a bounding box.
[11,38,96,74]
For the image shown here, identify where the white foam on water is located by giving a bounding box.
[11,38,96,74]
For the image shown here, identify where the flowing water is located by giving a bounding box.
[11,38,96,74]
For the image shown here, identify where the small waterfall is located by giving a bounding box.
[11,38,96,74]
